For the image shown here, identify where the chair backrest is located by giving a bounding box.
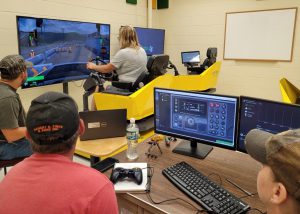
[147,55,170,82]
[202,47,217,69]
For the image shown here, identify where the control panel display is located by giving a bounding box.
[155,88,239,149]
[238,96,300,152]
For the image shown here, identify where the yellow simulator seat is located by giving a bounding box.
[279,78,300,104]
[94,61,221,121]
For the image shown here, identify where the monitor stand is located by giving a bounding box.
[172,140,213,159]
[63,82,69,94]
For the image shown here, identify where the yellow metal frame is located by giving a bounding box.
[94,61,221,120]
[279,78,300,104]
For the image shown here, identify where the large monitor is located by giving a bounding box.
[181,51,200,65]
[154,88,239,159]
[238,96,300,152]
[134,27,165,56]
[17,16,110,89]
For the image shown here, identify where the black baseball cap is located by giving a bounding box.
[26,92,80,145]
[0,55,32,80]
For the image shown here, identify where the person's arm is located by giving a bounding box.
[1,127,26,143]
[86,62,116,74]
[0,97,26,142]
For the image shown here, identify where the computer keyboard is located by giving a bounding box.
[162,162,250,214]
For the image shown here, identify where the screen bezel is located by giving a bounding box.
[154,87,239,151]
[16,15,111,88]
[237,96,300,153]
[134,26,165,56]
[181,51,200,64]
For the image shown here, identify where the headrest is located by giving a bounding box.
[147,55,170,76]
[206,48,217,58]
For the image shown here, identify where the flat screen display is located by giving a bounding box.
[181,51,200,64]
[134,27,165,56]
[238,96,300,152]
[17,16,110,88]
[154,88,239,150]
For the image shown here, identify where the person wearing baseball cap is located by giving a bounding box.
[0,54,32,160]
[245,129,300,213]
[0,92,118,214]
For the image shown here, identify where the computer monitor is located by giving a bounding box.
[134,27,165,56]
[238,96,300,152]
[154,88,239,159]
[17,16,110,89]
[181,51,200,65]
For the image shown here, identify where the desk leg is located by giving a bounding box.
[90,156,100,166]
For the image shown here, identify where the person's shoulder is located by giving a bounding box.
[138,47,147,54]
[0,84,17,100]
[71,162,111,183]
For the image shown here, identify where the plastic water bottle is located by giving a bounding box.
[126,118,139,160]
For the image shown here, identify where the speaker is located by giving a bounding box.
[126,0,137,4]
[157,0,169,9]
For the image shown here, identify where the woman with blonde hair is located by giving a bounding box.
[87,25,147,83]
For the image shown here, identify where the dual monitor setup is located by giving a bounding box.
[16,16,165,89]
[154,88,300,159]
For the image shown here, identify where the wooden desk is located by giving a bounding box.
[75,137,127,165]
[105,139,266,214]
[75,130,154,165]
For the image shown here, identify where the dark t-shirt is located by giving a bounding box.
[0,82,26,142]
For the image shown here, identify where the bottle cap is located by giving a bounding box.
[130,118,135,123]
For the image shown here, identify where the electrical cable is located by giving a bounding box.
[207,173,222,186]
[144,166,209,213]
[239,192,258,199]
[246,208,266,214]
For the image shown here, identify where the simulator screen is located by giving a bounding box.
[238,96,300,152]
[17,16,110,88]
[155,88,239,149]
[181,51,200,64]
[134,27,165,56]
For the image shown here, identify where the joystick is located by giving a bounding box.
[110,167,143,185]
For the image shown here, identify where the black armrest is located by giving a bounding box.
[111,81,132,89]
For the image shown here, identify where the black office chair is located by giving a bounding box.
[0,157,27,175]
[201,47,217,70]
[187,47,217,75]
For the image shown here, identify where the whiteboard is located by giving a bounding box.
[223,8,297,61]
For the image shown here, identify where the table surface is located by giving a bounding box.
[75,137,127,157]
[105,138,266,214]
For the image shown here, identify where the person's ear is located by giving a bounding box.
[270,182,288,205]
[79,119,85,136]
[25,129,32,140]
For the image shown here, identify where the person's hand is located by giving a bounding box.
[87,62,96,70]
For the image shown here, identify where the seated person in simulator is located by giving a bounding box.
[0,92,118,214]
[245,129,300,214]
[87,25,147,90]
[0,55,32,160]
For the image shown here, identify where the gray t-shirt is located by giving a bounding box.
[110,47,147,82]
[0,82,26,142]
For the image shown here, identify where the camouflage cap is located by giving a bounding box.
[0,55,31,80]
[245,129,300,201]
